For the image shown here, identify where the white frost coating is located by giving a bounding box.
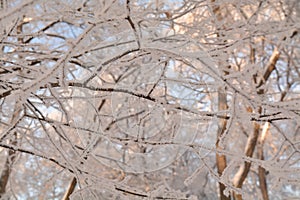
[0,0,299,199]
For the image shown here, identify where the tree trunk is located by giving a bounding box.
[232,47,279,200]
[0,17,24,198]
[216,88,230,200]
[257,123,270,200]
[62,177,77,200]
[232,118,260,200]
[0,102,21,197]
[0,134,17,197]
[211,1,231,199]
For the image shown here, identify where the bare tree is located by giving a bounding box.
[0,0,299,199]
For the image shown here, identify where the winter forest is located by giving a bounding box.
[0,0,300,199]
